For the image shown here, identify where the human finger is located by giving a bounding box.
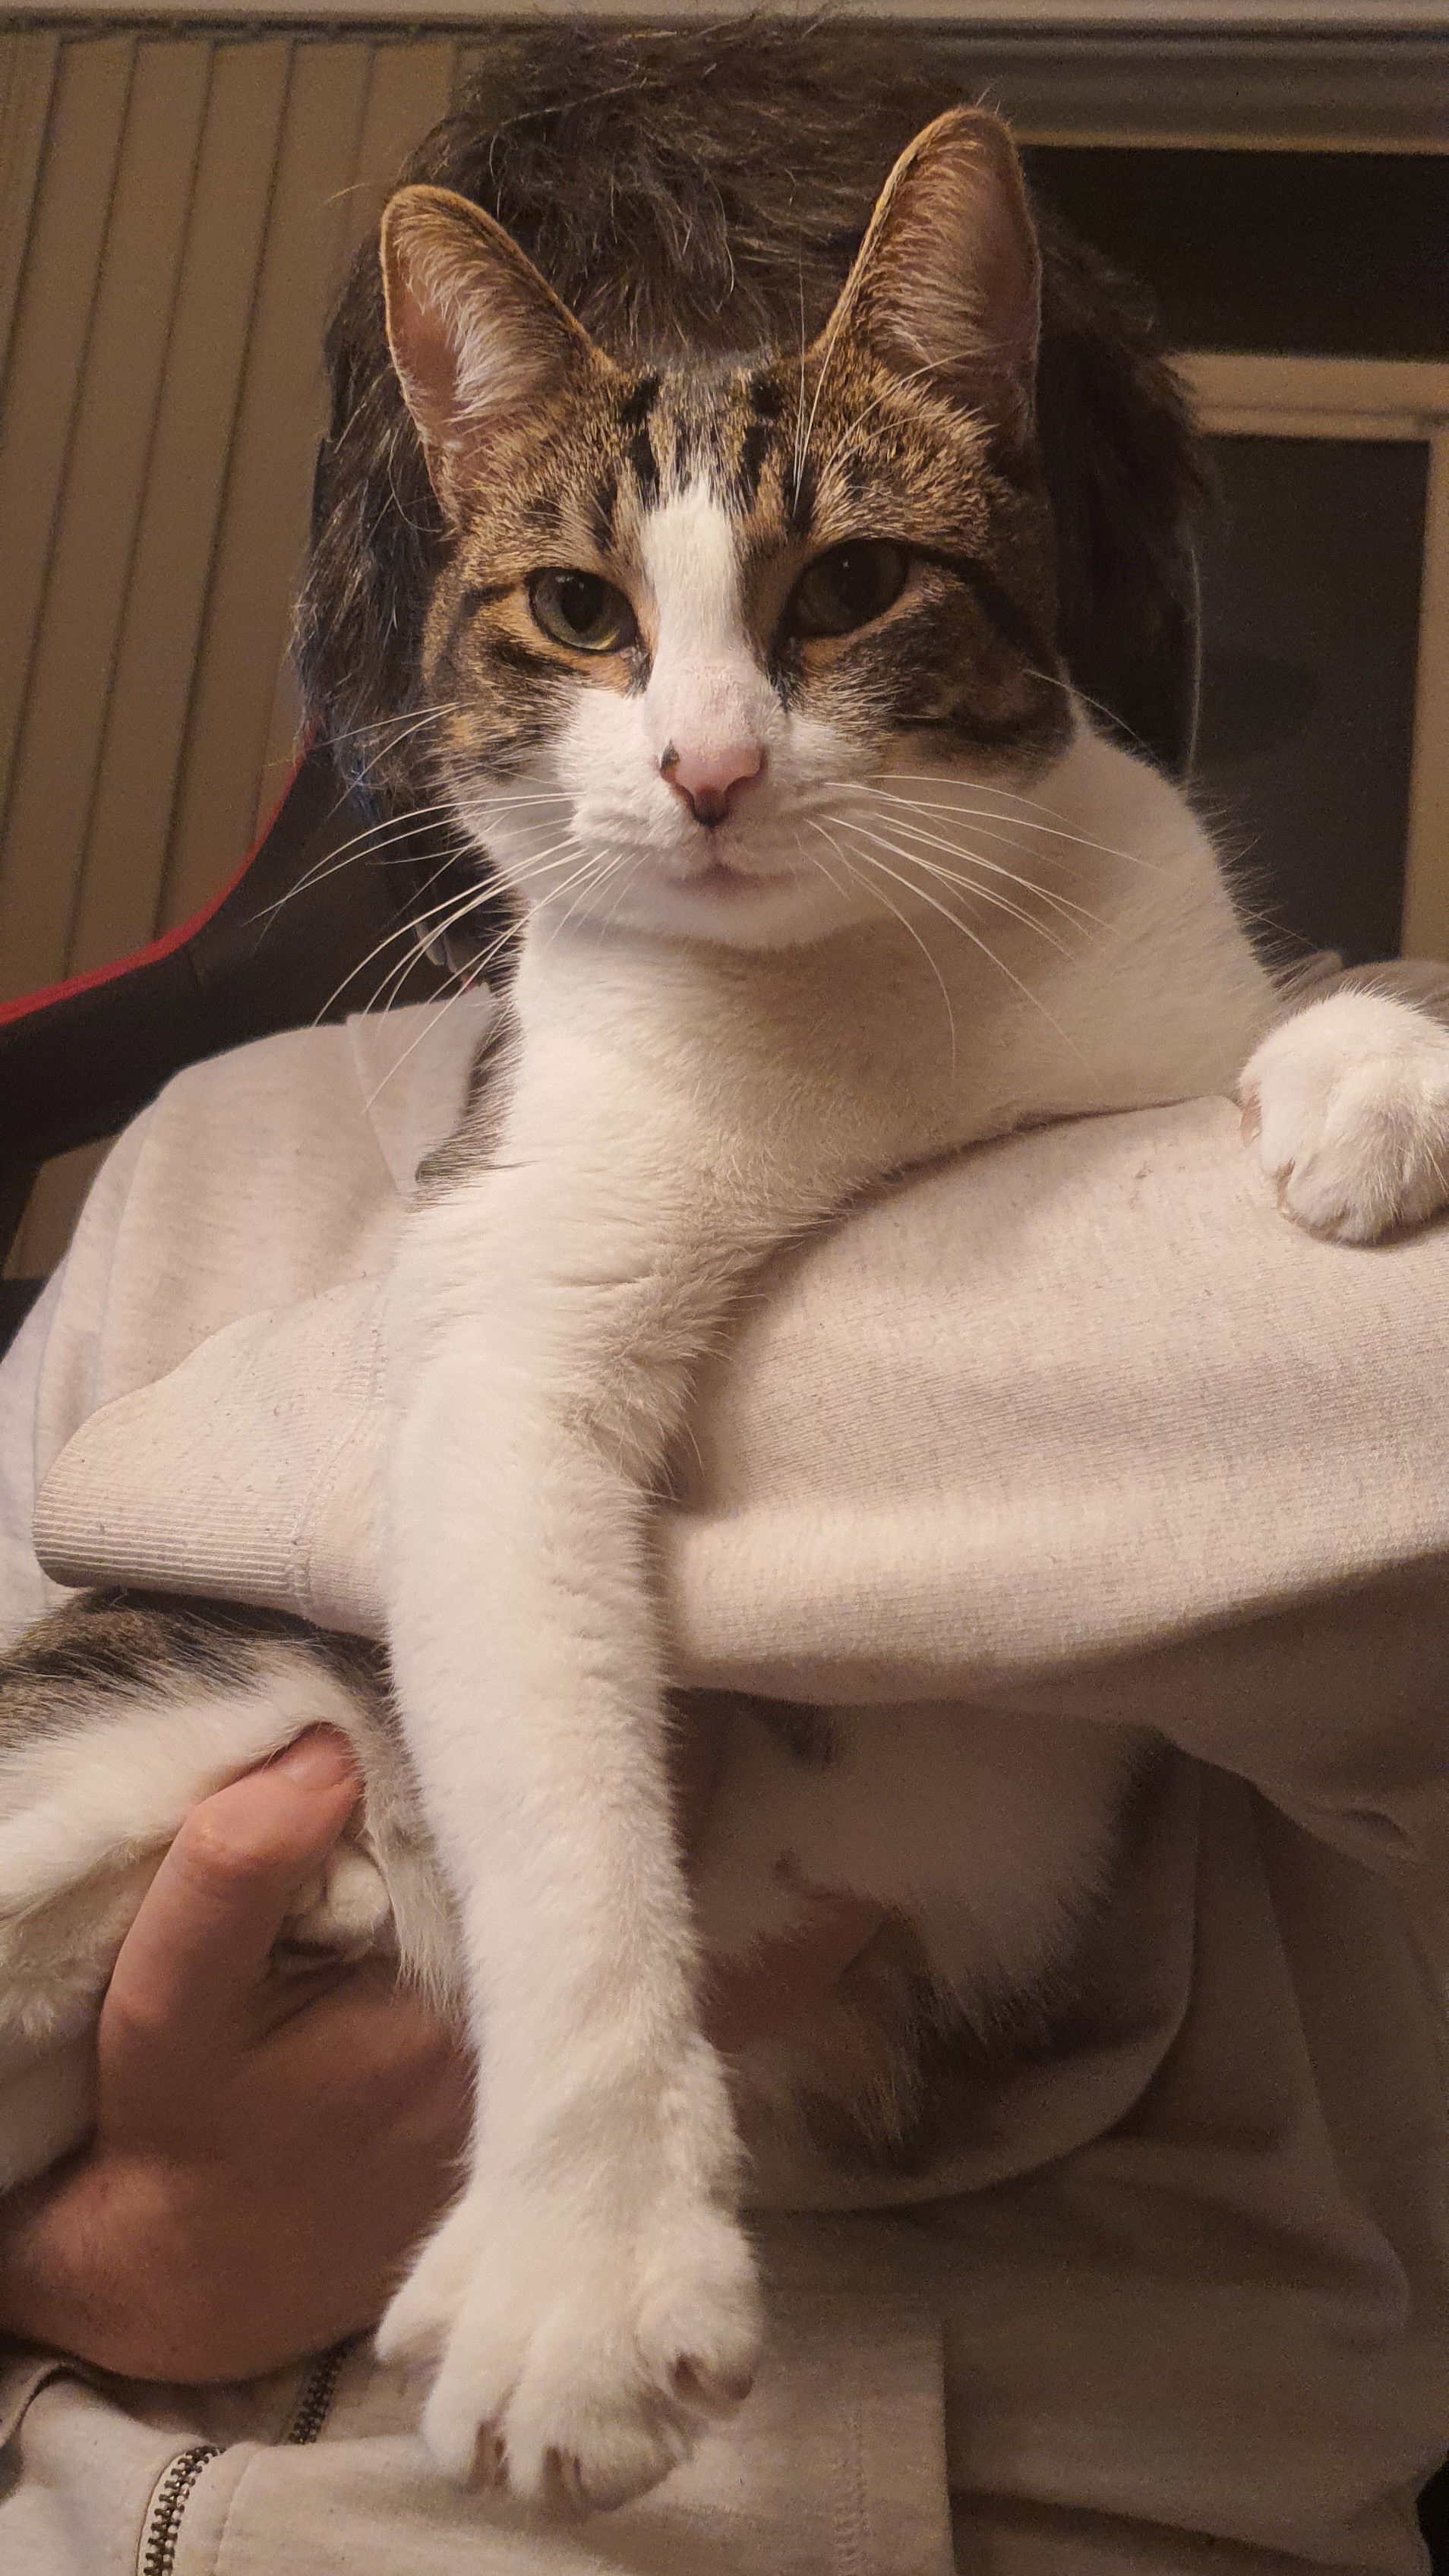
[254,1960,475,2145]
[103,1728,361,2063]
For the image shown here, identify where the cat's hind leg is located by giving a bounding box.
[0,1593,403,2186]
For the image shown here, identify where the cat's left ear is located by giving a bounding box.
[380,185,608,516]
[818,109,1040,446]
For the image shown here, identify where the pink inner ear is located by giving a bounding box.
[821,111,1040,435]
[912,142,1037,371]
[386,265,472,448]
[381,188,604,484]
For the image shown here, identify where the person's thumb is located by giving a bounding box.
[104,1728,361,2058]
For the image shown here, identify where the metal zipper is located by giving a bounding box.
[134,2340,350,2574]
[286,2338,352,2445]
[139,2444,219,2576]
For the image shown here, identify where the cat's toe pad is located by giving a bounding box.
[381,2183,762,2512]
[1240,990,1449,1243]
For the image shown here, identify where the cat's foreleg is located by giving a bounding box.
[1241,985,1449,1242]
[377,1189,762,2512]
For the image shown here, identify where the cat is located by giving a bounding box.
[3,94,1449,2522]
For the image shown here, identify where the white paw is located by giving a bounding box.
[377,2044,762,2511]
[1240,990,1449,1243]
[283,1843,393,1957]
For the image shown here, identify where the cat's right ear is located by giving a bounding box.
[380,186,604,517]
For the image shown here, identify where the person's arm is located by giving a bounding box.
[0,1725,879,2382]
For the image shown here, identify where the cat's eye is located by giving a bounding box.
[783,541,911,642]
[529,569,638,655]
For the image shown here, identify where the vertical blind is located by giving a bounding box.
[0,27,474,1267]
[0,26,471,1009]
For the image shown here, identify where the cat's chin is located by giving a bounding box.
[586,867,867,953]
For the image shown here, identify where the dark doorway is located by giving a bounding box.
[1192,432,1428,967]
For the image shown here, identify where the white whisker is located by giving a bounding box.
[254,802,462,924]
[791,252,866,500]
[371,904,516,1018]
[268,784,567,930]
[538,848,636,950]
[256,844,450,936]
[858,774,1162,873]
[808,821,957,1069]
[901,853,1094,945]
[310,834,576,1027]
[823,828,1088,1060]
[324,699,466,759]
[325,889,491,1027]
[828,800,1106,930]
[814,356,944,458]
[597,857,644,935]
[826,817,1074,958]
[353,702,466,787]
[1021,665,1156,753]
[361,975,499,1119]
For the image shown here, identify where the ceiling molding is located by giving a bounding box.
[11,3,1444,19]
[939,27,1449,150]
[3,12,1444,150]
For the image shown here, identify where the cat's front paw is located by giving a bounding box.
[378,2162,762,2511]
[377,2032,762,2512]
[1239,990,1449,1243]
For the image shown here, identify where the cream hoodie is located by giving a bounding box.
[2,996,1447,2572]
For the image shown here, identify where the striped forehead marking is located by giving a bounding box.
[605,368,805,530]
[619,374,663,507]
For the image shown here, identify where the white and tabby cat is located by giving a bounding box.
[3,104,1449,2515]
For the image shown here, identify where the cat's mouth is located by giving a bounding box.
[672,857,796,900]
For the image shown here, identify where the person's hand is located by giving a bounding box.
[0,1728,472,2381]
[0,1722,883,2384]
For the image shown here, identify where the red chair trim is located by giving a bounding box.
[0,757,308,1030]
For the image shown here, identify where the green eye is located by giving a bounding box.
[529,569,638,654]
[784,541,911,642]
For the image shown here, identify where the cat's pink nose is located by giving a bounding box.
[660,742,764,829]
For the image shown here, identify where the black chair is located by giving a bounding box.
[0,742,450,1343]
[1425,2463,1449,2565]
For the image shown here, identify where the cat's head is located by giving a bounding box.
[380,109,1071,953]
